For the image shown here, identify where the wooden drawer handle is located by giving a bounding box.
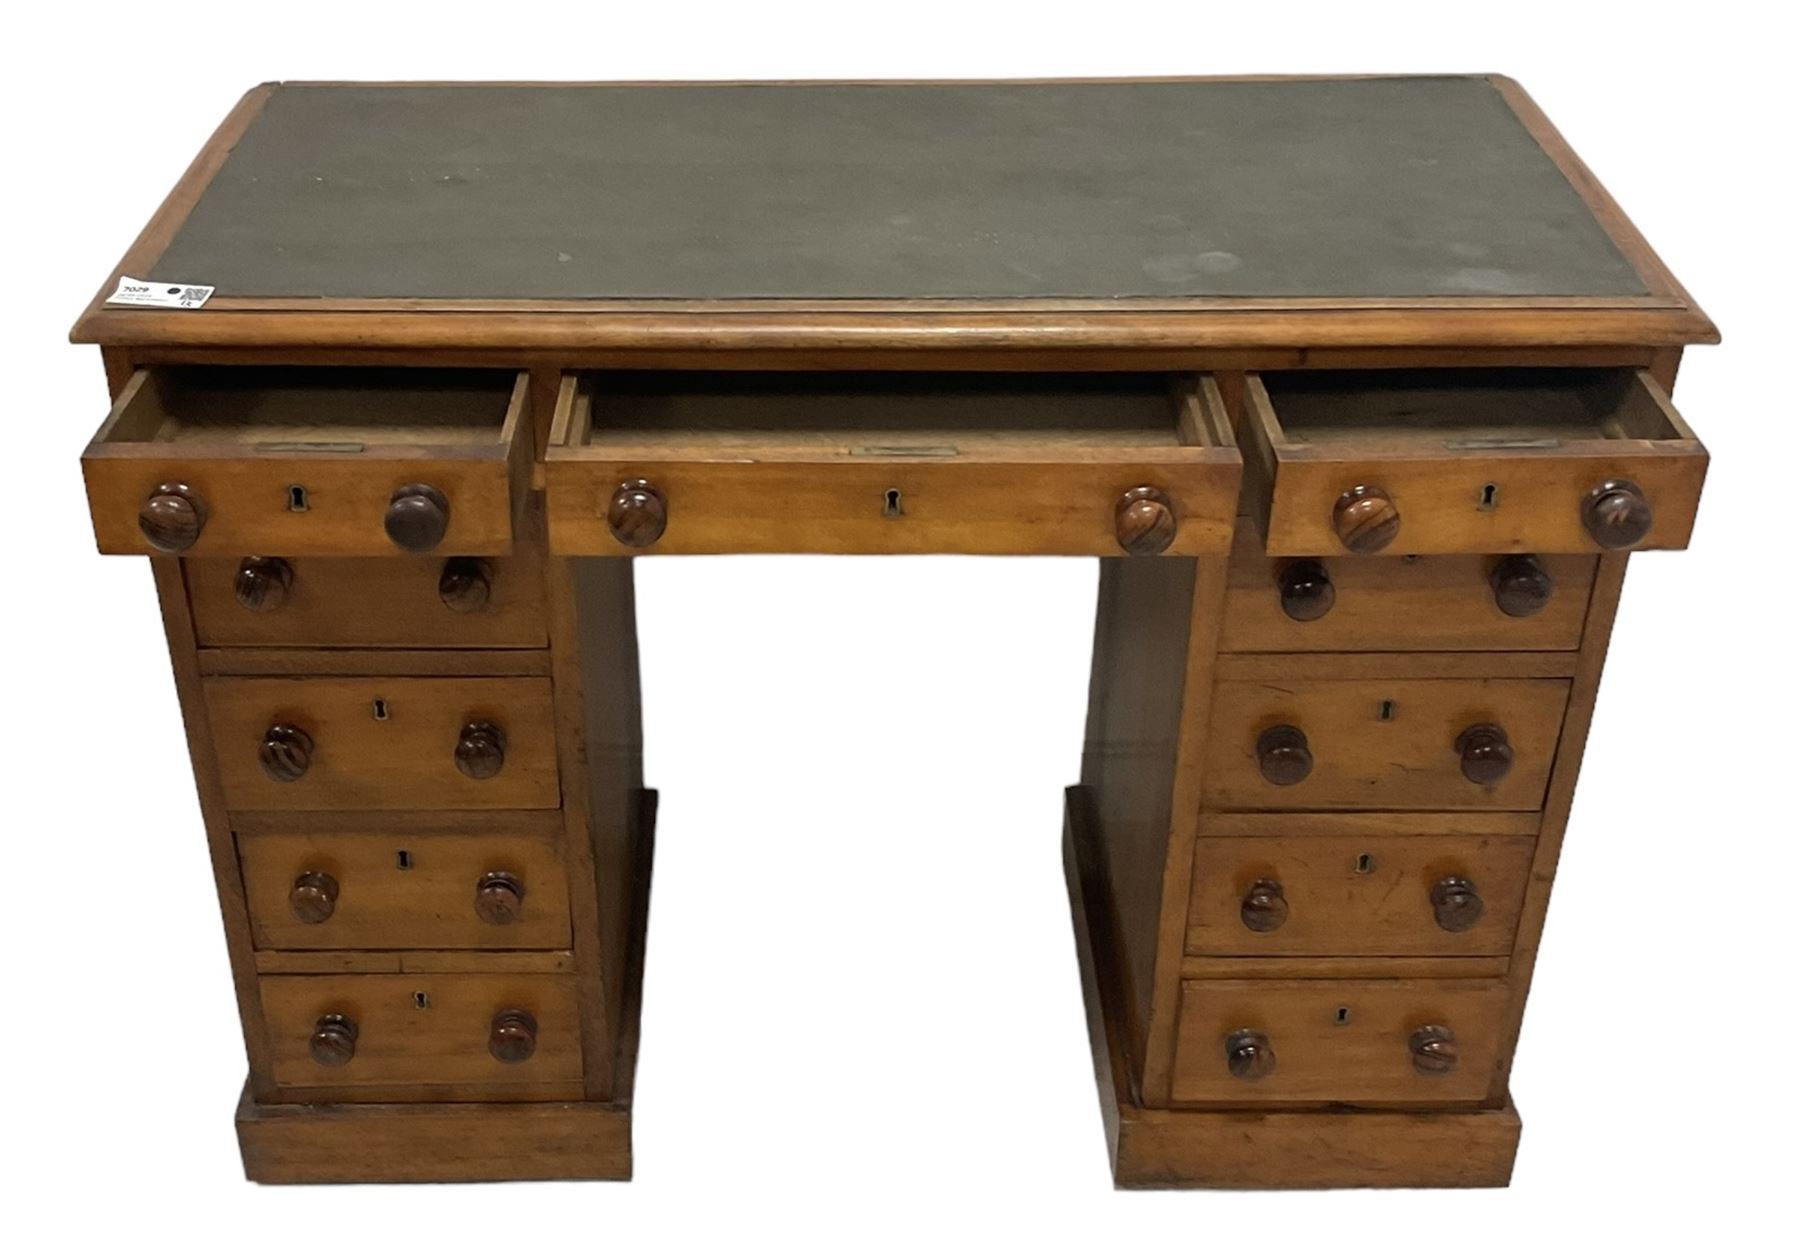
[289,870,340,924]
[1115,486,1177,556]
[1455,723,1514,785]
[1277,559,1334,621]
[309,1013,358,1067]
[1239,879,1289,932]
[608,479,668,548]
[454,721,507,780]
[1225,1028,1276,1080]
[259,724,315,783]
[1491,554,1554,618]
[1256,725,1312,786]
[139,482,207,552]
[1430,875,1485,932]
[1582,478,1653,549]
[385,483,451,553]
[234,556,294,611]
[1331,484,1400,554]
[438,557,493,613]
[489,1009,539,1063]
[1409,1024,1459,1075]
[474,870,526,925]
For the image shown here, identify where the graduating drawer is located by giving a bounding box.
[1186,830,1535,957]
[203,676,560,811]
[187,554,547,648]
[83,367,531,557]
[1243,367,1707,556]
[240,824,571,951]
[1221,527,1595,652]
[546,371,1241,555]
[1203,677,1570,811]
[1171,978,1509,1105]
[260,972,582,1100]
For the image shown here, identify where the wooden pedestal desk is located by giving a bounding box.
[73,76,1714,1188]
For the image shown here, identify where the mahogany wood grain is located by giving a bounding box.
[1204,676,1570,811]
[187,553,548,648]
[1171,978,1510,1105]
[259,972,582,1099]
[239,828,571,950]
[1186,832,1534,957]
[83,369,532,557]
[202,675,560,810]
[1221,527,1594,653]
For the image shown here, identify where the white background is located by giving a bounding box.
[5,2,1793,1250]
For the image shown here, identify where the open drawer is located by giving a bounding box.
[83,367,532,557]
[545,372,1241,555]
[1242,367,1708,555]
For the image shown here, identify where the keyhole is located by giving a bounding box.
[287,484,310,513]
[1335,1006,1352,1026]
[883,488,904,518]
[396,850,413,871]
[1478,482,1499,512]
[372,698,390,721]
[1377,699,1396,721]
[1354,853,1375,875]
[412,991,431,1010]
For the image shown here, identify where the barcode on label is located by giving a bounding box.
[106,276,215,309]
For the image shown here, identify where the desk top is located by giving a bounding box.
[72,77,1714,353]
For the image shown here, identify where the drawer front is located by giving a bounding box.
[1203,678,1570,811]
[188,555,547,648]
[261,973,582,1098]
[546,372,1241,556]
[1221,529,1594,653]
[241,829,571,950]
[1244,367,1707,556]
[204,676,560,811]
[1172,979,1508,1104]
[83,368,530,557]
[1186,832,1535,957]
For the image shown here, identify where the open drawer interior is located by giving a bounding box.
[547,371,1241,555]
[1244,366,1707,555]
[83,367,531,556]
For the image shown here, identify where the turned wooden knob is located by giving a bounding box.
[289,870,339,924]
[474,871,526,925]
[1456,723,1514,785]
[309,1013,358,1067]
[1115,486,1177,556]
[234,556,294,611]
[1256,725,1312,786]
[1278,559,1335,622]
[259,724,315,783]
[1431,875,1485,932]
[1409,1024,1459,1074]
[438,557,493,613]
[1491,554,1554,618]
[1240,879,1289,932]
[454,721,506,780]
[607,479,667,548]
[489,1009,539,1063]
[1225,1028,1276,1080]
[1582,479,1653,549]
[1332,484,1400,553]
[138,482,207,552]
[385,483,451,552]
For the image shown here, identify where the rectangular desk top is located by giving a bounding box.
[72,77,1715,353]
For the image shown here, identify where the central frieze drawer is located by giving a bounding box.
[1171,978,1509,1105]
[545,371,1241,555]
[203,676,560,811]
[1203,677,1570,811]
